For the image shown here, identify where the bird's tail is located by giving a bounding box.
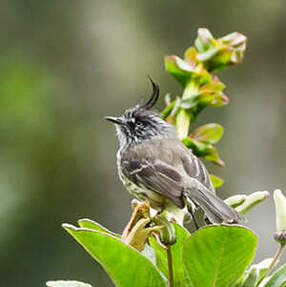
[185,187,245,224]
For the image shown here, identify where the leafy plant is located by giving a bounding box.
[47,28,286,287]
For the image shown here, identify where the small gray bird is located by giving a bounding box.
[105,78,244,224]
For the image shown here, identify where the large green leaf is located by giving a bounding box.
[149,224,191,287]
[46,281,93,287]
[78,218,120,238]
[182,225,257,287]
[63,224,166,287]
[263,264,286,287]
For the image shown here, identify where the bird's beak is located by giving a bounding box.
[104,116,125,125]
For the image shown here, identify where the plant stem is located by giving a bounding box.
[176,80,200,139]
[268,244,285,272]
[257,243,285,286]
[166,246,174,287]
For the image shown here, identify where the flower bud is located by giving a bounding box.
[274,231,286,246]
[224,194,247,208]
[196,30,247,72]
[195,28,215,53]
[152,215,177,246]
[236,191,269,215]
[273,189,286,245]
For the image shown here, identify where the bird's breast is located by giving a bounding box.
[116,149,166,209]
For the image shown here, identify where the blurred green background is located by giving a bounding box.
[0,1,285,286]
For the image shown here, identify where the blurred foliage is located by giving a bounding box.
[0,1,286,287]
[164,28,246,182]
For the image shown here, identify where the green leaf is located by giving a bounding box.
[182,225,257,287]
[209,92,229,107]
[210,174,224,188]
[165,56,193,87]
[197,47,220,62]
[182,137,209,154]
[203,145,224,166]
[141,244,157,266]
[180,94,201,109]
[240,265,258,287]
[198,80,228,108]
[194,29,247,72]
[194,28,215,53]
[184,47,198,65]
[182,137,224,166]
[255,258,274,285]
[46,281,93,287]
[161,101,175,119]
[200,82,226,93]
[149,224,191,287]
[191,123,224,144]
[78,218,120,238]
[237,258,273,287]
[171,97,182,117]
[264,264,286,287]
[63,224,166,287]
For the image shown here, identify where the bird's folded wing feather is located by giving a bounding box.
[121,139,244,223]
[120,139,213,208]
[121,157,185,208]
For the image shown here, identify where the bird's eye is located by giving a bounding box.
[127,119,144,130]
[135,121,144,128]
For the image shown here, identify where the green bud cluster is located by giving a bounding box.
[162,28,247,187]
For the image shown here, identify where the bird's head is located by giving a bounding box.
[105,77,177,148]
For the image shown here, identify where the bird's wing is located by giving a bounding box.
[121,157,185,207]
[120,139,245,223]
[180,148,214,192]
[120,138,213,208]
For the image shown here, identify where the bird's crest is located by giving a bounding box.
[141,76,160,110]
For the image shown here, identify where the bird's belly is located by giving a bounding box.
[119,173,166,210]
[119,171,188,225]
[117,150,165,210]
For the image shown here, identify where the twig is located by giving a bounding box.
[256,243,285,286]
[166,246,174,287]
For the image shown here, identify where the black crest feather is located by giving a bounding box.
[141,76,159,110]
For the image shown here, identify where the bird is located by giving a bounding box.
[105,77,244,225]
